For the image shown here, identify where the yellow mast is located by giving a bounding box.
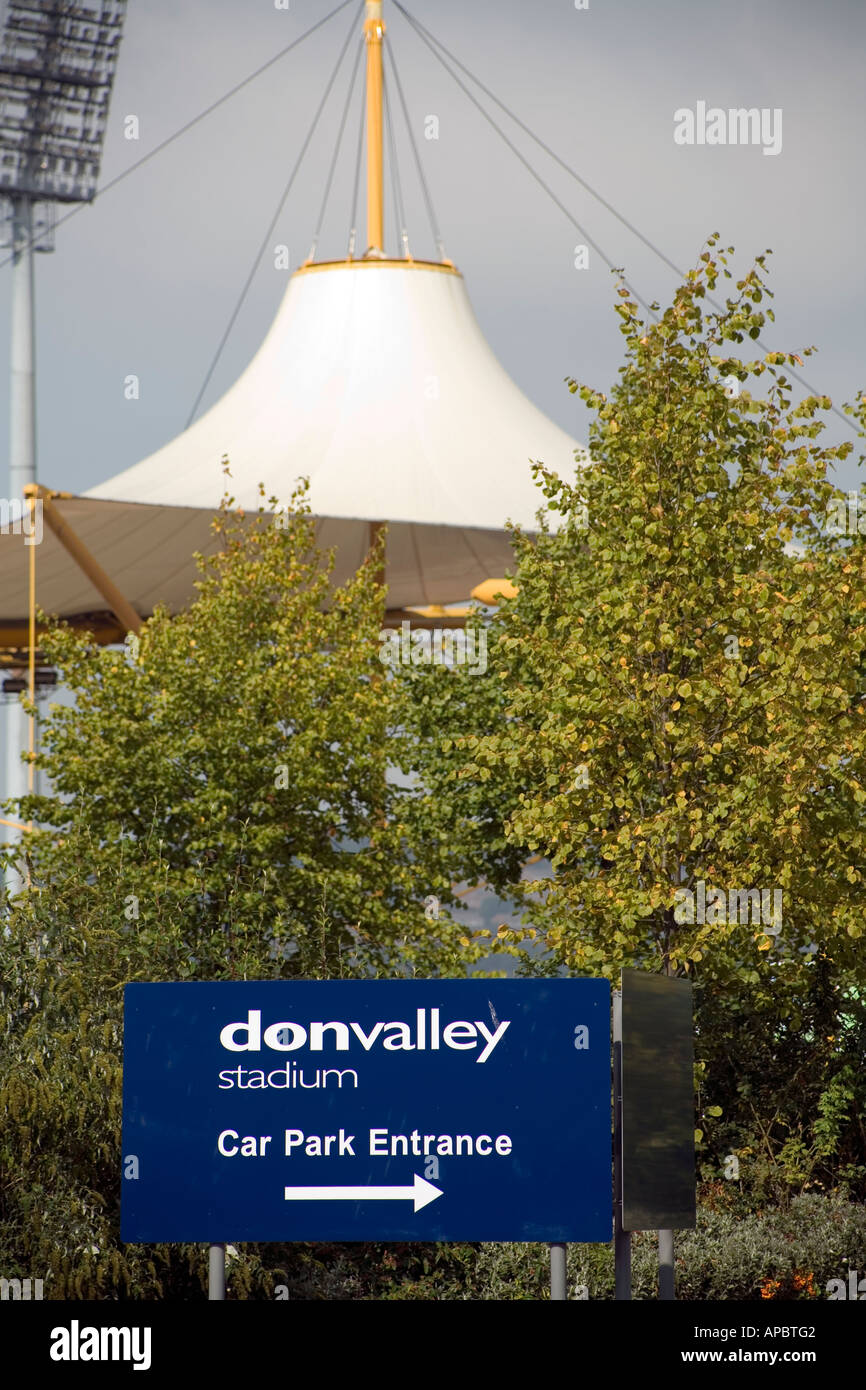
[364,0,385,252]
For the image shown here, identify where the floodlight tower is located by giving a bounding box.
[0,0,127,877]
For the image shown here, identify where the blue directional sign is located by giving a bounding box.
[121,978,611,1243]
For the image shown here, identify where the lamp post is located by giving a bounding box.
[0,0,128,887]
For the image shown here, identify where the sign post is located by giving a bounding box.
[121,979,612,1249]
[208,1244,226,1302]
[612,989,631,1300]
[550,1243,567,1301]
[658,1229,675,1300]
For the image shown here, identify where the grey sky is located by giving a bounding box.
[1,0,864,499]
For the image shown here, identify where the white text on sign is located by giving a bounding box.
[218,1008,511,1063]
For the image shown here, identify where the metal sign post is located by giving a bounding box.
[550,1243,567,1301]
[208,1244,226,1301]
[612,989,631,1299]
[658,958,679,1299]
[658,1229,675,1300]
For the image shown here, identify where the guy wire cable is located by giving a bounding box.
[391,1,656,320]
[347,70,366,258]
[0,0,361,272]
[383,65,410,259]
[385,39,446,262]
[307,34,365,263]
[186,1,363,427]
[393,0,856,431]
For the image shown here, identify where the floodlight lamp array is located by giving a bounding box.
[0,0,127,204]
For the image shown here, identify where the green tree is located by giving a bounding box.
[0,482,480,1297]
[398,237,866,984]
[392,238,866,1197]
[8,478,475,977]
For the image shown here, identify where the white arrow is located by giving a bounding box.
[284,1172,443,1213]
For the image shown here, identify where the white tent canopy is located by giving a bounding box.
[88,259,581,532]
[0,257,584,631]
